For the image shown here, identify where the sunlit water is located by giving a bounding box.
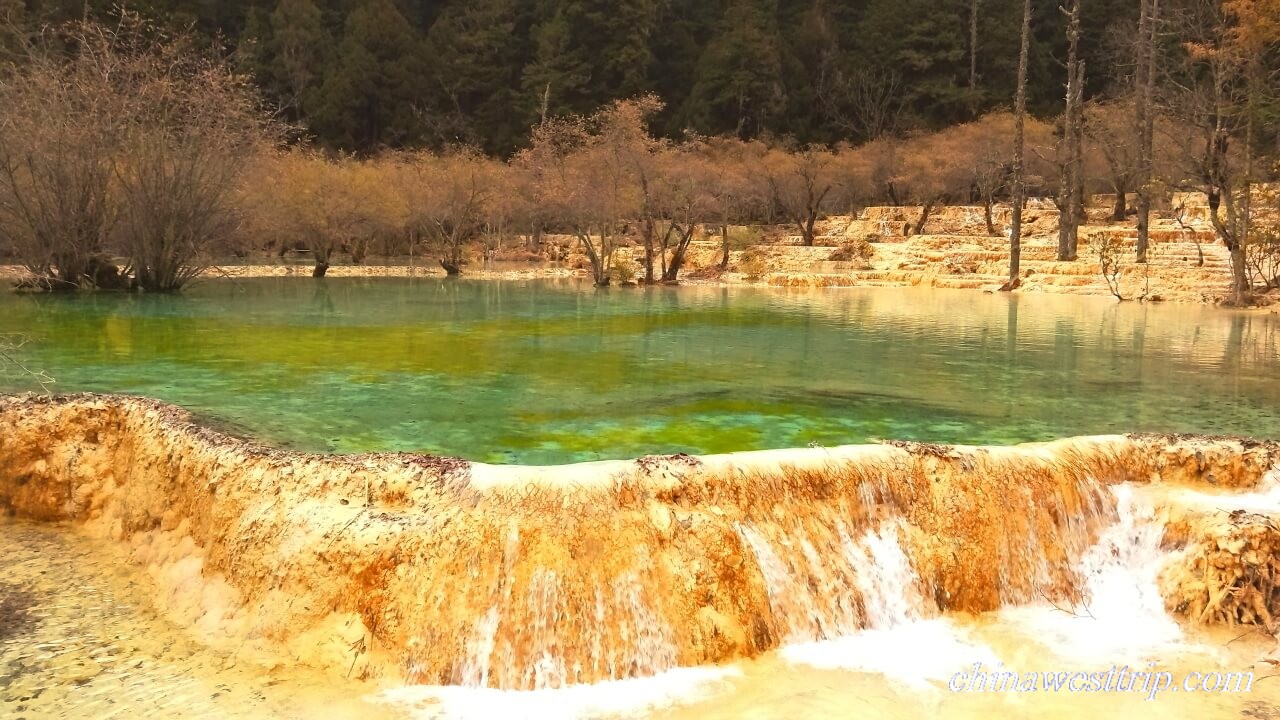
[2,279,1279,464]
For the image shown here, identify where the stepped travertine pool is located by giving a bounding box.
[2,278,1279,463]
[2,279,1280,720]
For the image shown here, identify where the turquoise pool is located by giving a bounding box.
[1,278,1277,464]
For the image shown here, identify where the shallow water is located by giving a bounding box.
[2,279,1279,463]
[0,518,393,719]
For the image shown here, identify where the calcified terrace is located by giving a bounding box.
[0,393,1277,690]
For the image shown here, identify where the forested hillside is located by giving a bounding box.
[2,0,1141,153]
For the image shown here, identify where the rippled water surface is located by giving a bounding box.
[2,279,1278,463]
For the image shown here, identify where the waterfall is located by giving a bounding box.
[999,483,1185,664]
[8,395,1273,691]
[775,519,1000,689]
[846,520,928,628]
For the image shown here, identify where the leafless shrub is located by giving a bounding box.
[1092,231,1155,301]
[0,13,283,292]
[1246,227,1280,290]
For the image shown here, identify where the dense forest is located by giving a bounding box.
[1,1,1277,302]
[3,0,1142,153]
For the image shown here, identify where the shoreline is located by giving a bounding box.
[2,203,1269,306]
[0,256,1257,307]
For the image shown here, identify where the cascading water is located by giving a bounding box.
[1000,483,1187,664]
[849,521,930,629]
[4,395,1279,715]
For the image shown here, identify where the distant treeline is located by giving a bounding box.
[3,0,1142,153]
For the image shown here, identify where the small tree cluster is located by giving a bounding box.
[0,14,280,291]
[236,105,1069,284]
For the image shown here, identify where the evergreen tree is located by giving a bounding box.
[683,0,787,139]
[649,0,725,136]
[309,0,427,151]
[421,0,529,153]
[521,0,660,121]
[856,0,970,129]
[8,0,1157,151]
[267,0,330,121]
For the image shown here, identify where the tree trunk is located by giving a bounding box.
[800,213,817,247]
[312,261,329,278]
[1057,1,1084,262]
[1004,0,1031,290]
[719,225,731,269]
[1230,245,1248,300]
[1239,56,1257,303]
[440,259,461,276]
[661,227,696,283]
[1111,186,1128,221]
[642,216,656,284]
[1135,0,1159,263]
[983,196,997,236]
[912,201,934,236]
[578,230,609,286]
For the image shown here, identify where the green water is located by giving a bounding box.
[1,278,1277,464]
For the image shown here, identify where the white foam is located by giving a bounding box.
[372,666,738,720]
[998,483,1189,664]
[1170,466,1280,514]
[846,520,928,628]
[780,520,998,690]
[780,618,1001,690]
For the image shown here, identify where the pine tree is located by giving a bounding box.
[520,0,660,121]
[856,0,969,128]
[648,0,725,136]
[268,0,330,120]
[422,0,527,153]
[309,0,427,151]
[683,0,787,138]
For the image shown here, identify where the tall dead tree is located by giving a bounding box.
[1135,0,1160,263]
[1056,0,1085,261]
[1004,0,1032,290]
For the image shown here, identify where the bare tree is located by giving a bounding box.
[1055,0,1086,261]
[1164,0,1278,303]
[1134,0,1160,263]
[650,143,717,283]
[110,22,279,291]
[1086,97,1140,221]
[1004,0,1033,290]
[398,149,491,275]
[697,137,759,270]
[516,98,655,286]
[0,14,280,292]
[760,145,838,247]
[246,152,404,277]
[0,23,119,290]
[820,67,905,143]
